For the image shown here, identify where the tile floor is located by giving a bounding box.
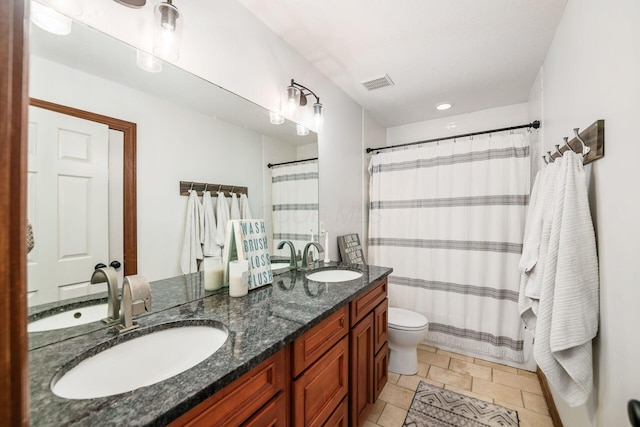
[365,345,554,427]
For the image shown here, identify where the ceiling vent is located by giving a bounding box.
[361,74,394,91]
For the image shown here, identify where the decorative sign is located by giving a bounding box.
[337,233,365,264]
[222,220,273,290]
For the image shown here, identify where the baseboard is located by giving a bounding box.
[537,366,563,427]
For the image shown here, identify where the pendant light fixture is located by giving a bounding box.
[153,0,183,61]
[286,79,323,129]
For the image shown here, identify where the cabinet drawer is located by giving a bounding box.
[324,397,348,427]
[374,298,388,354]
[292,305,349,377]
[241,392,286,427]
[170,349,286,427]
[292,336,349,427]
[374,342,389,402]
[350,277,388,327]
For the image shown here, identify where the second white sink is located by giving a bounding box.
[28,303,108,333]
[51,323,228,399]
[306,269,363,283]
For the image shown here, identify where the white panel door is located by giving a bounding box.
[27,106,110,305]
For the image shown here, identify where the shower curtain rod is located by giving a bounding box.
[267,157,318,168]
[366,120,541,154]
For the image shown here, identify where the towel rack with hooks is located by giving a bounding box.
[542,119,605,165]
[179,181,248,197]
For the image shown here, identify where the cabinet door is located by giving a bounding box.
[292,336,349,427]
[374,342,389,402]
[324,397,348,427]
[374,298,388,354]
[242,392,286,427]
[350,313,374,427]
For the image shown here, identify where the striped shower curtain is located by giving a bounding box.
[271,160,319,257]
[368,132,530,362]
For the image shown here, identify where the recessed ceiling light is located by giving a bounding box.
[436,102,453,111]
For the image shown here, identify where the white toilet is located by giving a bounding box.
[388,307,429,375]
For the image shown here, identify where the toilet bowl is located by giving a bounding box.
[388,307,429,375]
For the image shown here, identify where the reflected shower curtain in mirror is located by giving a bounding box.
[368,133,530,362]
[271,160,319,257]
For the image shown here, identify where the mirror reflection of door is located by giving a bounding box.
[27,106,123,306]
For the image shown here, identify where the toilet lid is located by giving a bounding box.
[388,307,428,330]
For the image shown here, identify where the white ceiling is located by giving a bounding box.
[238,0,567,128]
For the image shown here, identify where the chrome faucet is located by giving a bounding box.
[117,275,152,333]
[277,240,297,271]
[301,242,324,270]
[91,266,120,325]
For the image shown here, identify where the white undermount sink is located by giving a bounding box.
[51,323,228,399]
[28,303,108,333]
[305,269,363,283]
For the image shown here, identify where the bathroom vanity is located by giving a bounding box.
[28,263,391,426]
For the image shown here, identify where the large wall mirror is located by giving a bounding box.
[27,15,318,346]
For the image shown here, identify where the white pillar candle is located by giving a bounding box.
[229,259,249,297]
[203,257,224,291]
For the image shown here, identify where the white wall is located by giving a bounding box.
[532,0,640,426]
[31,56,265,281]
[40,0,371,266]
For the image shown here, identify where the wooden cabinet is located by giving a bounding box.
[350,312,374,426]
[349,277,389,427]
[292,336,349,426]
[242,392,287,427]
[169,349,286,427]
[324,397,349,427]
[171,276,389,427]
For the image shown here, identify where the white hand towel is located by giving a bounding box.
[518,164,556,330]
[240,193,253,219]
[534,151,599,407]
[202,191,220,257]
[180,189,204,274]
[215,192,230,248]
[230,192,241,220]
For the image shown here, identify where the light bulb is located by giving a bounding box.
[313,102,323,129]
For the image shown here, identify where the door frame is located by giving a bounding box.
[1,0,29,424]
[29,98,138,277]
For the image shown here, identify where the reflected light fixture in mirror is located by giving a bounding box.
[269,111,285,125]
[296,124,309,136]
[30,1,72,35]
[153,0,183,61]
[286,79,323,129]
[136,49,162,73]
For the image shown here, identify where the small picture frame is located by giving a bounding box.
[337,233,365,264]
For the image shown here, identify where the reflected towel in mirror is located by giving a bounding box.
[202,191,220,257]
[180,189,204,274]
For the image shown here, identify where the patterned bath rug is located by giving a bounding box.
[403,381,519,427]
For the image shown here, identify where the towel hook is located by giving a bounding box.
[218,184,221,192]
[542,154,549,165]
[204,183,208,192]
[547,151,554,163]
[573,128,591,156]
[554,144,563,157]
[189,182,194,192]
[231,186,235,195]
[563,137,575,153]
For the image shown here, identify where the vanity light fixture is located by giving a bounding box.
[286,79,323,129]
[269,111,285,125]
[153,0,183,61]
[30,1,72,35]
[436,102,453,111]
[296,124,310,136]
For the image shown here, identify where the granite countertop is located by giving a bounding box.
[29,262,392,426]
